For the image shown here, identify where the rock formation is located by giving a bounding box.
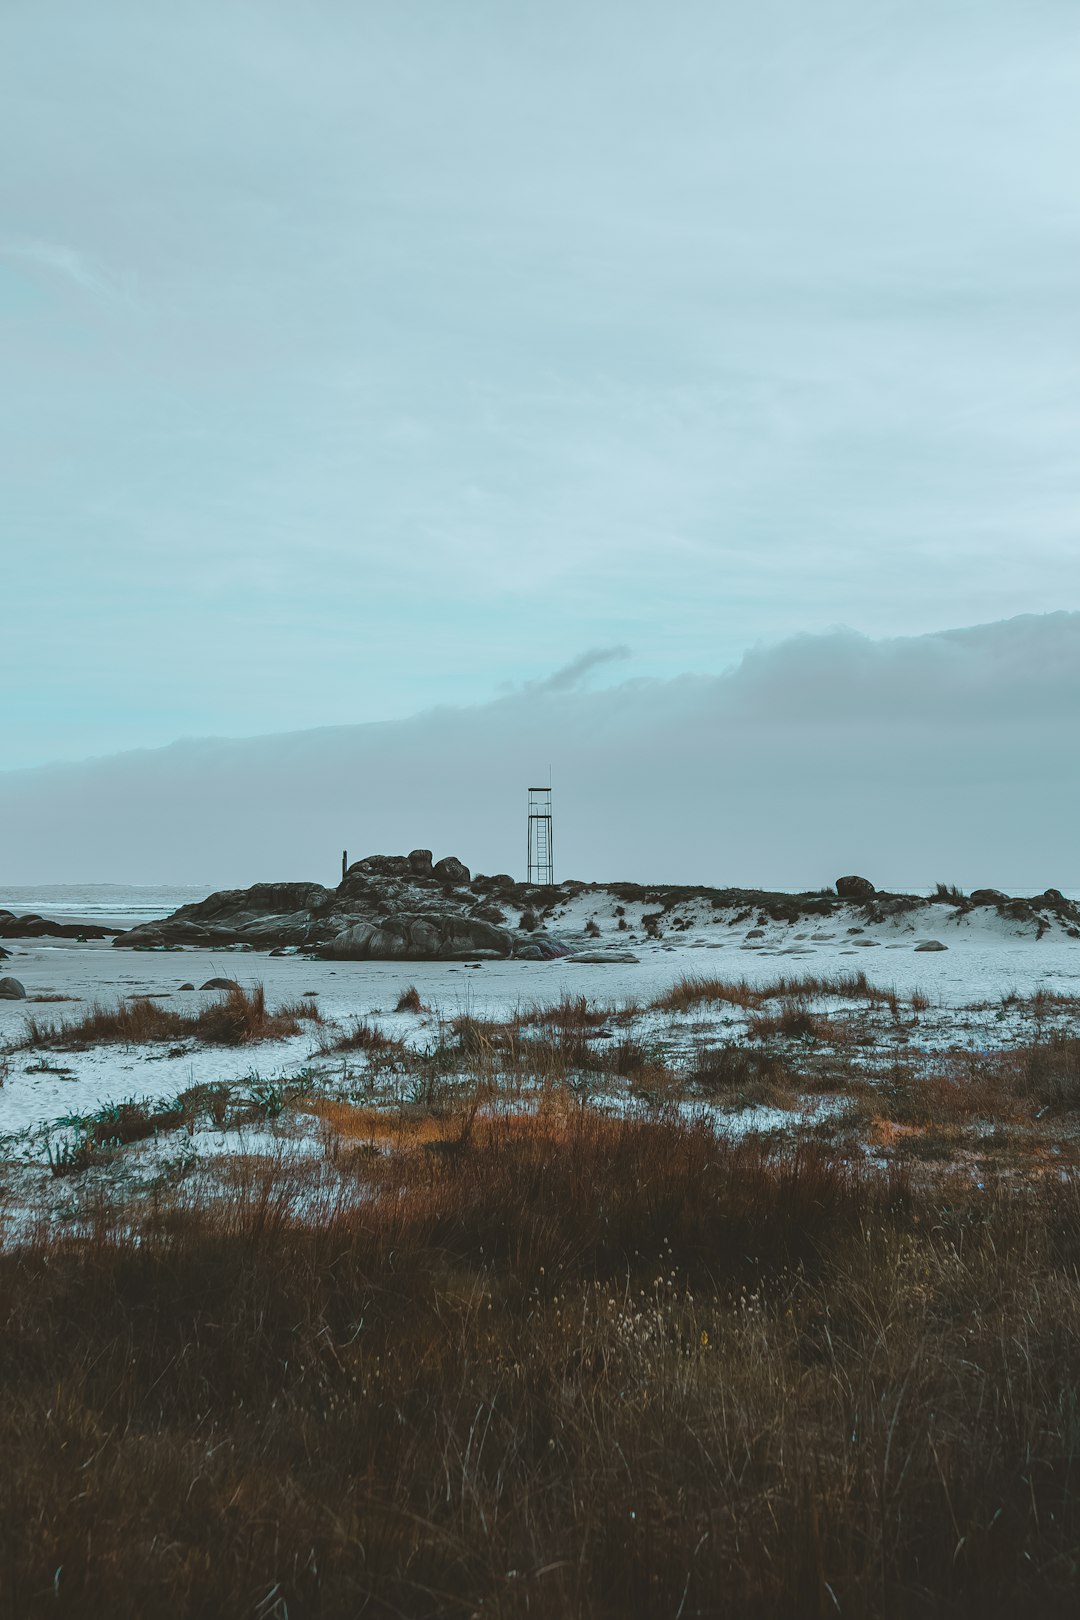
[114,854,571,961]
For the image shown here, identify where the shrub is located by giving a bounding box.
[394,985,427,1014]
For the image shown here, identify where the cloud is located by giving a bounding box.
[1,239,130,305]
[530,646,633,694]
[1,614,1076,892]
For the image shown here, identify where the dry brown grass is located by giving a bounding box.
[688,1043,801,1109]
[655,970,901,1015]
[1,1112,1078,1617]
[318,1017,406,1057]
[745,1000,855,1042]
[15,984,322,1050]
[518,993,636,1030]
[866,1038,1080,1137]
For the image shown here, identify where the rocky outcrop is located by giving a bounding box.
[0,910,119,940]
[115,855,571,961]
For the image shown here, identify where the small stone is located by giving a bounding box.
[914,940,948,952]
[566,950,640,964]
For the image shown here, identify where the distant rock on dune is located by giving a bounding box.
[835,875,876,899]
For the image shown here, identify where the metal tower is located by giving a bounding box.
[527,787,554,885]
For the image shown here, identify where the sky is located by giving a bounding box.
[2,0,1079,777]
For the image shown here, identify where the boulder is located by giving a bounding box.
[318,911,511,961]
[514,933,572,960]
[914,940,948,952]
[836,875,875,899]
[0,945,9,960]
[970,889,1008,907]
[0,976,27,999]
[349,856,412,877]
[433,855,471,885]
[178,983,195,991]
[1040,888,1067,907]
[408,849,434,875]
[200,977,241,990]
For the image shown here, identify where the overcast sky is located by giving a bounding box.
[2,0,1078,775]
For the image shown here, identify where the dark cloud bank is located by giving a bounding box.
[2,613,1076,892]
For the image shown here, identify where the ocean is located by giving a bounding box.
[0,884,208,928]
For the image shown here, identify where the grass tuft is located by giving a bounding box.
[16,984,321,1051]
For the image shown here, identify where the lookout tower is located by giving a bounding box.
[527,787,554,886]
